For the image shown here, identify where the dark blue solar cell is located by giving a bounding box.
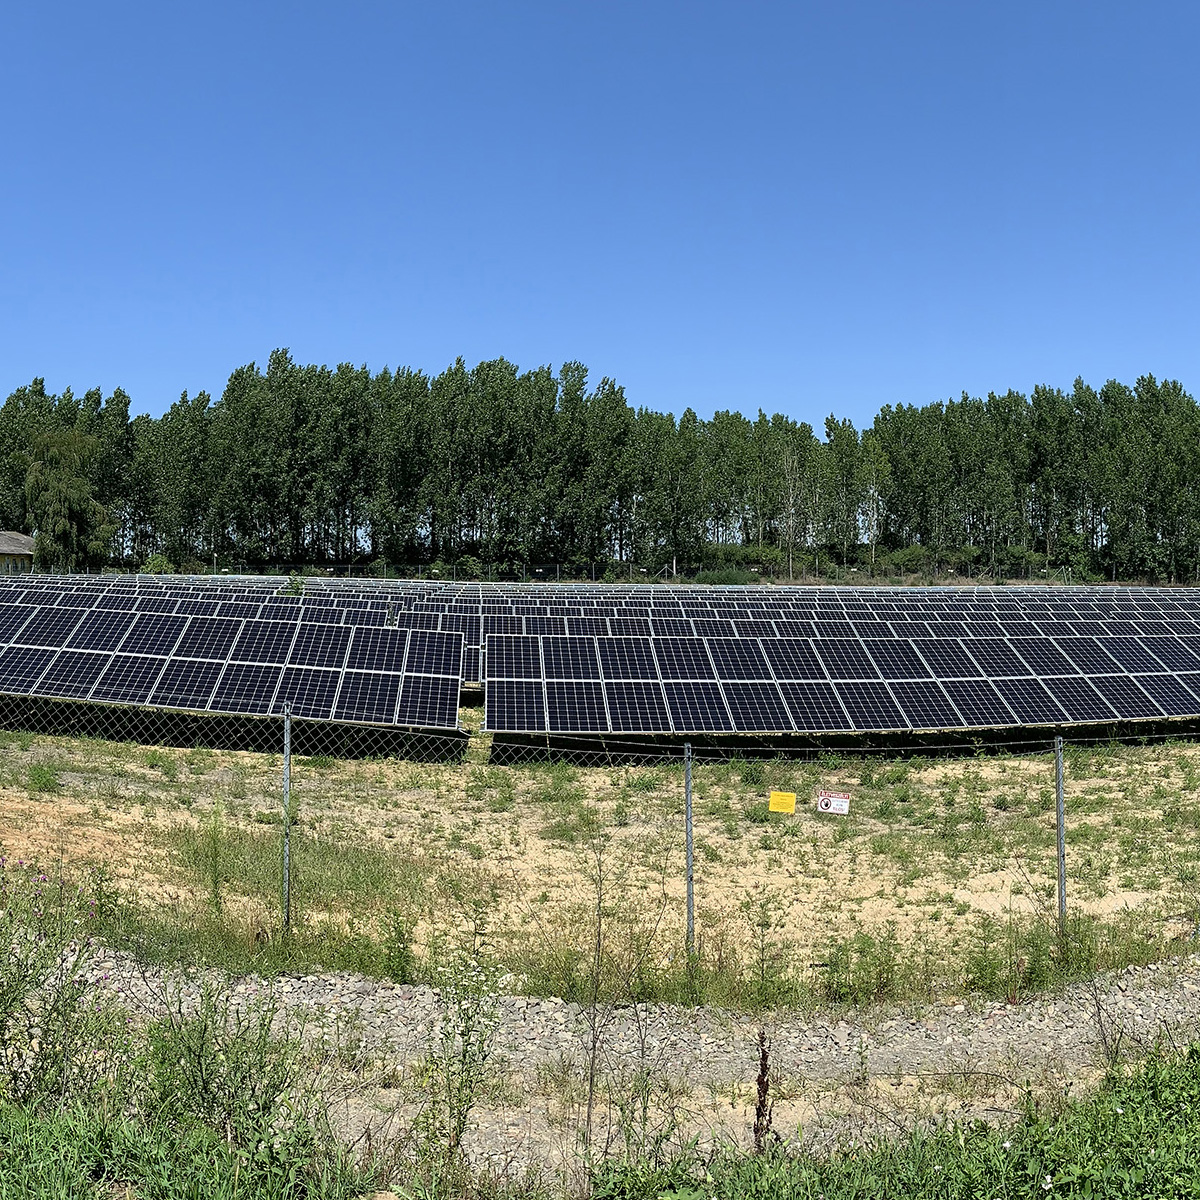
[889,681,962,728]
[524,615,567,637]
[1041,677,1116,722]
[32,650,110,698]
[863,640,932,680]
[334,671,402,723]
[1088,675,1162,719]
[486,679,546,731]
[397,675,461,728]
[1137,674,1200,717]
[150,659,223,710]
[209,663,283,714]
[834,682,908,730]
[0,646,56,692]
[485,635,541,679]
[65,610,136,651]
[272,667,341,720]
[345,627,409,673]
[723,682,792,731]
[964,639,1032,677]
[604,681,672,731]
[13,607,85,648]
[545,680,607,731]
[1095,638,1163,672]
[778,682,850,730]
[909,639,982,678]
[91,655,168,705]
[654,639,716,681]
[287,624,352,668]
[706,638,772,680]
[229,620,297,664]
[813,639,879,681]
[662,681,733,731]
[761,639,826,680]
[0,605,33,644]
[598,637,659,680]
[542,637,601,680]
[1010,638,1078,676]
[651,618,694,638]
[405,630,462,676]
[993,678,1067,724]
[120,614,188,656]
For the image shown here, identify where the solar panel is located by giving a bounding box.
[65,610,136,651]
[92,655,168,705]
[273,667,340,719]
[210,663,282,713]
[229,620,297,664]
[723,681,792,731]
[288,624,352,668]
[778,681,850,730]
[16,608,85,647]
[1137,673,1200,716]
[662,681,733,731]
[993,678,1067,724]
[345,627,408,673]
[397,675,461,727]
[150,659,223,710]
[653,638,716,680]
[33,650,110,698]
[598,637,659,680]
[334,671,402,723]
[604,681,672,731]
[542,637,601,680]
[487,635,541,678]
[813,639,880,680]
[761,639,827,680]
[1088,675,1162,719]
[546,680,608,731]
[889,680,962,728]
[706,638,772,680]
[1041,676,1116,722]
[487,679,546,731]
[864,640,932,680]
[835,682,908,730]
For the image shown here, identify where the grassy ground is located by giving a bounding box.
[0,713,1197,1005]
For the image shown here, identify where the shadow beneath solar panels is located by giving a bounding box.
[0,696,468,762]
[487,719,1200,765]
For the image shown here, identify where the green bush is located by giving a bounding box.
[694,567,758,585]
[595,1046,1200,1199]
[140,552,175,575]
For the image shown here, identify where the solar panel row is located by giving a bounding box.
[0,602,463,730]
[482,632,1200,734]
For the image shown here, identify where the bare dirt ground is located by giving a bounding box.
[0,718,1195,987]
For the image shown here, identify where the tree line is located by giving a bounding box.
[3,348,1197,582]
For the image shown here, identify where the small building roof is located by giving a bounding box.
[0,532,35,556]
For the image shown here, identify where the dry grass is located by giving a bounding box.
[0,717,1196,1002]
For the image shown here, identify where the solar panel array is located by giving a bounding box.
[465,584,1200,736]
[6,575,1200,743]
[0,576,463,731]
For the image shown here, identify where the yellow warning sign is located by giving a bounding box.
[768,790,797,814]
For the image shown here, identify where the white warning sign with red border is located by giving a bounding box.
[816,790,851,815]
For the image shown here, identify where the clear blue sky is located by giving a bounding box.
[2,2,1197,427]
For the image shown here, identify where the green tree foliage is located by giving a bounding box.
[4,357,1200,581]
[24,430,115,570]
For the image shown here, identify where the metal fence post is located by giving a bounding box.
[283,702,292,935]
[684,742,694,962]
[1055,734,1066,934]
